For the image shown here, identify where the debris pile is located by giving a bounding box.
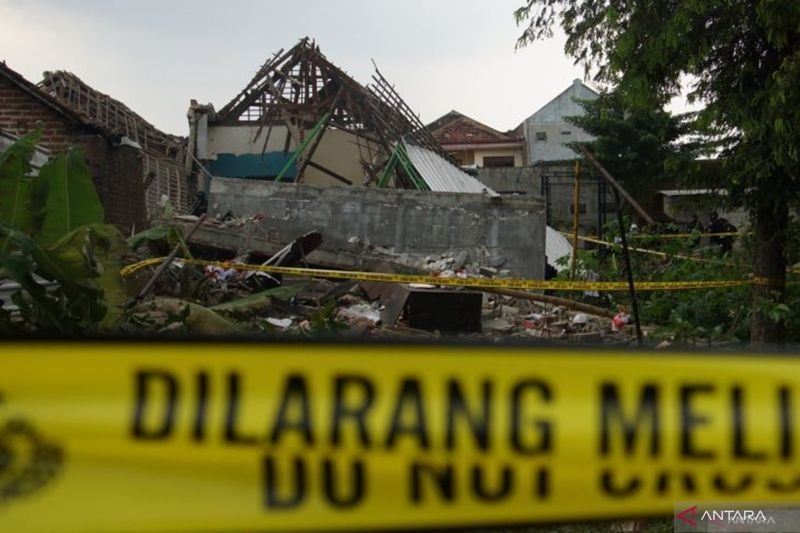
[343,236,511,278]
[121,215,644,344]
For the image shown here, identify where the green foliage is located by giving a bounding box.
[0,222,128,333]
[127,298,243,335]
[0,130,42,252]
[37,149,105,246]
[211,283,306,318]
[515,0,800,342]
[306,300,348,335]
[129,223,190,258]
[565,91,700,200]
[516,0,800,205]
[560,219,753,346]
[0,133,127,334]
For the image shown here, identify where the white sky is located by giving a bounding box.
[0,0,649,137]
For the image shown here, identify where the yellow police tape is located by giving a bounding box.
[121,256,766,292]
[1,342,799,531]
[560,231,747,266]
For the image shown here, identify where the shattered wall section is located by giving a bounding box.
[209,179,546,279]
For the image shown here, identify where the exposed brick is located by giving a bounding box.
[0,75,146,232]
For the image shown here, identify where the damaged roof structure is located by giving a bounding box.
[0,61,152,230]
[38,70,190,218]
[187,38,491,194]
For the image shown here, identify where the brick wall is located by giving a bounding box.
[0,76,146,231]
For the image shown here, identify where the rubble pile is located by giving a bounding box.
[122,215,643,343]
[344,236,511,278]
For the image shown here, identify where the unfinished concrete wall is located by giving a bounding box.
[209,178,546,279]
[475,167,539,195]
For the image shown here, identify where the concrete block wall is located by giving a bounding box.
[0,76,147,232]
[210,178,547,279]
[475,167,540,196]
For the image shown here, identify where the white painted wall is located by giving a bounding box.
[207,125,291,156]
[303,129,379,186]
[206,125,379,186]
[523,79,598,163]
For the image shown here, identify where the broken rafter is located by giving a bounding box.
[213,39,448,158]
[38,70,183,157]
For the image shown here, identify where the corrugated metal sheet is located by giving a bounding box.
[546,226,573,268]
[404,141,499,196]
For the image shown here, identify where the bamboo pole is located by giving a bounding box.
[577,144,654,225]
[570,160,581,279]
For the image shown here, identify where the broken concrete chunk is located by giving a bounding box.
[266,317,293,329]
[487,255,506,268]
[451,250,469,270]
[501,305,520,319]
[338,303,381,325]
[479,266,498,277]
[483,317,514,333]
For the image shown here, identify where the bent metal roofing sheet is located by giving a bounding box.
[403,141,499,196]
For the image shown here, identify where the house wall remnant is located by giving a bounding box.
[202,123,378,187]
[0,68,147,231]
[37,70,188,219]
[209,178,547,279]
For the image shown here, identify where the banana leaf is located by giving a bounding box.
[128,223,190,257]
[45,224,129,328]
[0,222,128,330]
[130,298,243,334]
[0,130,41,251]
[211,283,306,316]
[37,148,104,246]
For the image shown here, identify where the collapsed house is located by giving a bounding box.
[0,61,149,230]
[38,70,189,220]
[186,39,548,279]
[0,62,188,230]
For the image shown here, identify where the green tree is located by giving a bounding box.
[515,0,800,345]
[565,91,699,202]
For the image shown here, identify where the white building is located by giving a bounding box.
[522,79,599,163]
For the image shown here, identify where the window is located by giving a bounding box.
[482,156,515,168]
[535,131,547,141]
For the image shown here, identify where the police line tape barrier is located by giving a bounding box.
[1,342,799,532]
[559,231,750,268]
[560,233,800,277]
[121,256,775,292]
[625,231,744,240]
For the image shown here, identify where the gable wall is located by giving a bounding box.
[523,80,599,163]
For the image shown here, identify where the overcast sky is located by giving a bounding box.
[1,0,594,136]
